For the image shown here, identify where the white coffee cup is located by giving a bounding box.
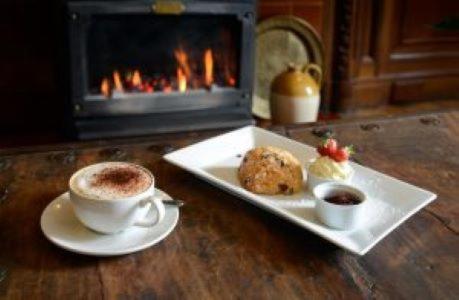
[69,162,165,234]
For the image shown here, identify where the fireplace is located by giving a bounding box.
[66,0,256,139]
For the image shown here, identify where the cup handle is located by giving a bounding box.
[133,195,166,228]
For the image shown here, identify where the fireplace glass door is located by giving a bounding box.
[85,14,241,100]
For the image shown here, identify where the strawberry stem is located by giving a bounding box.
[346,145,355,155]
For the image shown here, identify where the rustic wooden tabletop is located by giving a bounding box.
[0,111,458,299]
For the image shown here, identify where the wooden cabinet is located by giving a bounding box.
[333,0,459,111]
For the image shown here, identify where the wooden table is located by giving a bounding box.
[1,112,458,299]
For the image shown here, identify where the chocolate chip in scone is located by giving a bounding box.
[278,184,289,192]
[261,154,270,159]
[243,157,248,163]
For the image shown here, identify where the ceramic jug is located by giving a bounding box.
[270,63,322,124]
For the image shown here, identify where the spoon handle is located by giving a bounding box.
[162,199,185,207]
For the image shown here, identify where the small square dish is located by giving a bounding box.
[164,126,436,255]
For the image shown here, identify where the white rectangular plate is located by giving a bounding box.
[164,126,436,255]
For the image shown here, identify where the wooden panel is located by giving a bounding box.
[384,0,459,65]
[257,2,291,20]
[258,0,324,35]
[292,3,323,34]
[336,79,392,111]
[332,0,459,111]
[401,0,459,45]
[392,75,459,104]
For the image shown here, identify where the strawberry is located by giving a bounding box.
[332,146,354,162]
[316,138,338,157]
[323,138,338,155]
[317,145,328,156]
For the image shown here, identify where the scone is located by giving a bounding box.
[238,146,303,195]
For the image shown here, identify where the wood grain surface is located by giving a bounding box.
[0,112,458,299]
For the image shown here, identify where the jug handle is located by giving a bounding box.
[302,63,322,87]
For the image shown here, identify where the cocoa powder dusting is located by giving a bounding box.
[91,166,150,196]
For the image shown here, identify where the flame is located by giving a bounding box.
[204,49,214,87]
[132,70,142,86]
[101,78,110,97]
[174,48,192,80]
[98,46,235,95]
[113,71,124,92]
[177,68,187,92]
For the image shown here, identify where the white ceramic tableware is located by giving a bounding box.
[69,163,165,234]
[40,189,179,256]
[313,182,367,230]
[164,125,437,255]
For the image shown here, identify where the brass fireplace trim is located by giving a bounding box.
[152,1,185,15]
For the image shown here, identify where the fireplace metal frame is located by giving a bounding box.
[66,0,255,139]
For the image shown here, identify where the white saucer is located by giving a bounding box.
[40,188,179,256]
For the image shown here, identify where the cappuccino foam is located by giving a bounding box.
[71,162,153,200]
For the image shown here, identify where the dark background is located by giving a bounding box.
[1,1,62,137]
